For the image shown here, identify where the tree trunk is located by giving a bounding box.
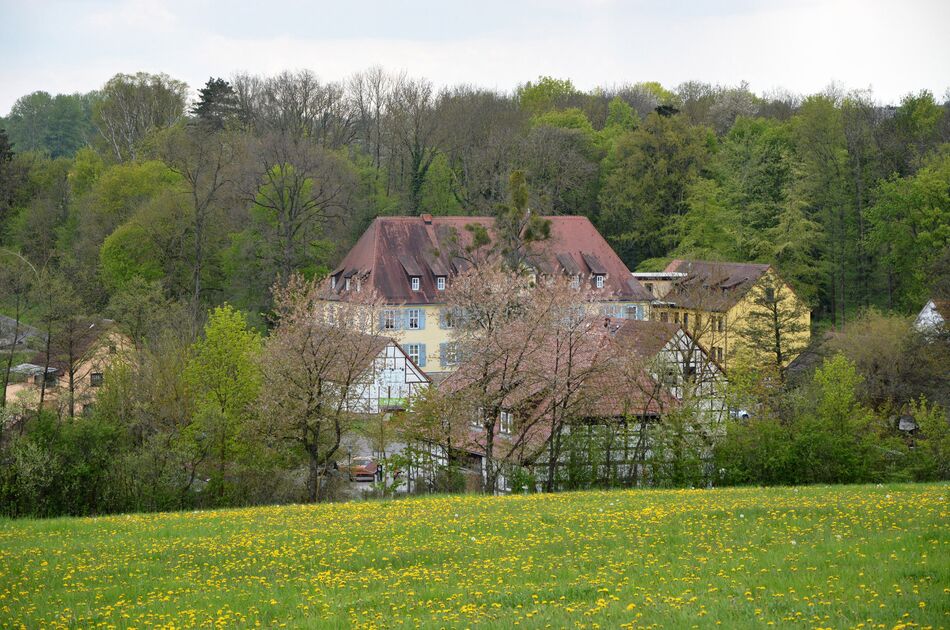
[1,291,21,409]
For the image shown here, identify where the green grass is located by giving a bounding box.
[1,484,947,628]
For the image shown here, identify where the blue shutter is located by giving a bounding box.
[378,311,387,331]
[399,309,408,330]
[438,309,446,329]
[418,309,426,330]
[439,343,447,366]
[417,343,426,367]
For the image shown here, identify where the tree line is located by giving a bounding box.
[0,69,948,516]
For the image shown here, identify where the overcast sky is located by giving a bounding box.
[1,0,948,114]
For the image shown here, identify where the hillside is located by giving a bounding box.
[1,484,946,628]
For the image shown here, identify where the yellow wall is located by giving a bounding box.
[653,270,810,371]
[325,300,650,374]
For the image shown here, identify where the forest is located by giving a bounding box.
[0,70,948,516]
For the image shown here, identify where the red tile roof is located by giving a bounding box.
[332,215,652,304]
[662,259,772,311]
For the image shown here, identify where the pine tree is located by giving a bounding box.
[191,77,239,130]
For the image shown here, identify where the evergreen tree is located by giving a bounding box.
[191,77,239,130]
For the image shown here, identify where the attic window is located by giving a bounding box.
[90,372,104,387]
[570,275,580,289]
[331,276,337,289]
[411,277,421,291]
[436,276,446,291]
[595,274,605,289]
[344,278,351,291]
[765,287,776,302]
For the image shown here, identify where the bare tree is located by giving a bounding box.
[258,275,385,501]
[387,77,442,213]
[242,131,356,281]
[157,125,239,313]
[94,72,188,162]
[350,67,398,177]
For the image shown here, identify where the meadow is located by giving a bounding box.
[0,484,947,629]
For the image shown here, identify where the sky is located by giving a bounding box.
[1,0,948,114]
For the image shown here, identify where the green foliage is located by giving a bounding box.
[868,150,950,310]
[99,221,165,291]
[598,112,714,265]
[517,76,578,115]
[532,108,595,134]
[184,305,262,503]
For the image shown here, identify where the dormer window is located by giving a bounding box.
[411,277,420,291]
[570,275,580,289]
[331,276,337,289]
[344,278,351,291]
[436,276,446,291]
[595,274,605,289]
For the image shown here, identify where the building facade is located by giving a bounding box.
[326,214,653,375]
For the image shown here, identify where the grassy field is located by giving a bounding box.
[0,484,947,629]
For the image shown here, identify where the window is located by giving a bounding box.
[382,309,397,330]
[595,274,605,289]
[716,316,724,333]
[604,304,622,319]
[660,311,669,323]
[673,312,680,324]
[499,410,514,435]
[91,372,104,387]
[471,408,484,429]
[441,308,456,329]
[765,287,776,302]
[714,347,724,362]
[411,276,421,291]
[331,276,337,289]
[436,276,446,291]
[406,344,421,364]
[441,342,460,366]
[644,282,654,296]
[683,313,689,329]
[625,305,639,320]
[344,277,351,291]
[407,308,421,329]
[108,343,117,354]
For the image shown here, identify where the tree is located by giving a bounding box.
[0,257,33,409]
[387,77,441,214]
[257,275,384,502]
[183,305,261,503]
[191,77,239,131]
[242,131,355,282]
[867,150,950,311]
[93,72,188,162]
[439,265,554,493]
[736,273,810,379]
[157,125,239,310]
[494,170,551,269]
[517,76,578,116]
[598,111,713,266]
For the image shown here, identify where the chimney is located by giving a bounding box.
[421,213,433,225]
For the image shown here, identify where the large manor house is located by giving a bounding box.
[324,213,809,377]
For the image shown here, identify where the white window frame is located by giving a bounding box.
[407,308,421,330]
[499,410,514,435]
[569,274,580,289]
[436,276,446,291]
[382,309,397,330]
[595,274,605,289]
[406,344,421,364]
[411,276,421,291]
[344,277,351,291]
[625,305,639,320]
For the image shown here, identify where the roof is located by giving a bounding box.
[661,259,772,311]
[331,215,652,304]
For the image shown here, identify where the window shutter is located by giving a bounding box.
[417,343,426,367]
[438,309,446,329]
[419,309,426,330]
[378,311,387,331]
[399,309,408,330]
[439,343,446,366]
